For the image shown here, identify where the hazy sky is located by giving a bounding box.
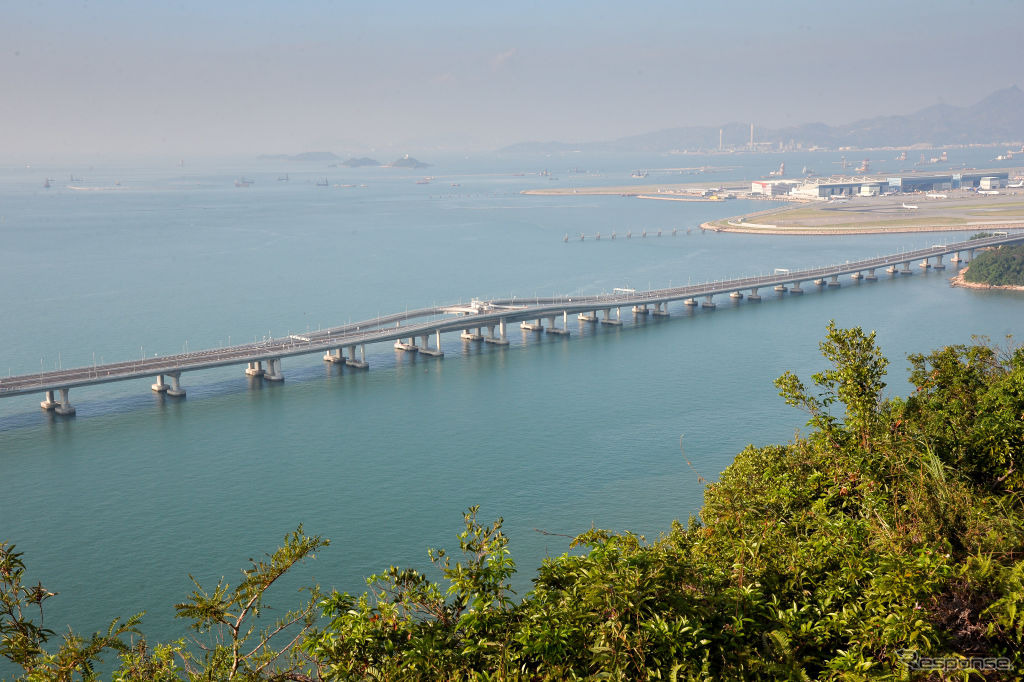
[2,0,1021,159]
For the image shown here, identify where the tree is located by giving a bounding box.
[775,321,888,450]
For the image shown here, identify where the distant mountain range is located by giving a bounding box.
[501,86,1024,154]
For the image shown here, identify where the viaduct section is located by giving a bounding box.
[3,234,1022,417]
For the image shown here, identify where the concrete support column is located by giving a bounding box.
[54,388,75,416]
[774,283,787,293]
[40,390,57,410]
[600,308,622,326]
[166,372,186,397]
[814,278,826,286]
[632,304,649,315]
[484,320,509,345]
[950,252,961,263]
[246,360,265,376]
[790,281,804,294]
[545,313,570,335]
[850,272,863,281]
[828,274,841,287]
[730,291,743,300]
[748,287,761,301]
[702,294,716,309]
[394,338,417,352]
[901,261,913,274]
[520,318,543,331]
[919,258,931,269]
[151,373,168,393]
[865,269,877,280]
[577,311,597,322]
[322,349,344,364]
[264,358,284,381]
[933,254,945,270]
[652,301,669,316]
[684,298,697,306]
[461,328,483,341]
[885,265,898,275]
[418,330,444,357]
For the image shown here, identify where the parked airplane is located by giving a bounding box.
[925,193,948,199]
[1008,180,1024,188]
[902,202,919,209]
[978,190,1000,195]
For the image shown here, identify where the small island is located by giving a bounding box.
[342,156,381,167]
[258,151,340,162]
[954,243,1024,290]
[387,154,431,169]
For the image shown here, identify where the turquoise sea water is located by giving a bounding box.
[1,150,1023,671]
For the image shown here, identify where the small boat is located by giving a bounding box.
[632,170,648,178]
[416,177,431,184]
[315,177,328,187]
[235,178,253,187]
[277,174,289,182]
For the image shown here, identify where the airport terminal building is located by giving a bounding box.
[790,170,1014,199]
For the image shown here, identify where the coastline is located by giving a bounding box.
[701,219,1024,236]
[949,265,1024,292]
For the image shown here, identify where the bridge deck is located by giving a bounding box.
[2,233,1021,401]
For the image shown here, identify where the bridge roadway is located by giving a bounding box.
[2,233,1022,415]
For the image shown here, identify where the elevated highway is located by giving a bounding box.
[2,233,1022,416]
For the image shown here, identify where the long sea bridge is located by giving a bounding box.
[3,234,1023,416]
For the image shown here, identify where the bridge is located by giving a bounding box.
[3,233,1022,416]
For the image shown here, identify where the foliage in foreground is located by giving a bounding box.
[965,244,1024,286]
[3,324,1024,680]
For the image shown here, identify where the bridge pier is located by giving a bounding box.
[418,331,444,357]
[865,269,877,281]
[730,291,743,300]
[394,338,418,352]
[577,311,598,322]
[684,298,697,306]
[520,319,543,331]
[246,360,266,376]
[600,308,622,326]
[346,344,369,369]
[919,258,931,269]
[152,374,168,393]
[790,281,804,294]
[702,295,716,309]
[827,274,841,287]
[748,287,761,301]
[651,301,669,316]
[885,265,898,275]
[632,304,649,315]
[774,284,787,293]
[322,349,344,365]
[40,390,57,410]
[901,262,913,275]
[545,312,570,335]
[165,372,185,397]
[814,278,826,286]
[264,358,284,381]
[51,388,75,416]
[485,319,509,345]
[932,254,945,270]
[461,327,484,341]
[850,272,863,281]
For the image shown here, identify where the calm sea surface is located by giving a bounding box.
[1,149,1022,668]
